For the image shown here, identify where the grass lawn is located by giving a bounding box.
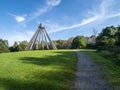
[81,49,120,90]
[0,50,77,90]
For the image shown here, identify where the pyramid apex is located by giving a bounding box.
[39,23,45,28]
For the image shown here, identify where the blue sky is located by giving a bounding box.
[0,0,120,46]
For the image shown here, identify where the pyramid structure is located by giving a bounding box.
[25,23,57,50]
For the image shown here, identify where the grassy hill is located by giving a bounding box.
[0,50,77,90]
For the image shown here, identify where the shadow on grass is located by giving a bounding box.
[19,51,73,66]
[0,51,76,90]
[0,77,65,90]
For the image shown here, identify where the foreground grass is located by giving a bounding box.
[81,49,120,89]
[0,50,77,90]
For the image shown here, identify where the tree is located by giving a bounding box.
[0,39,9,46]
[67,37,74,49]
[18,40,28,51]
[99,26,118,38]
[0,39,9,53]
[115,26,120,45]
[13,41,19,51]
[96,26,118,47]
[53,37,73,49]
[54,40,67,49]
[109,38,116,46]
[71,36,87,49]
[9,41,28,52]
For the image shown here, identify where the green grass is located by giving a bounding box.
[0,50,77,90]
[81,49,120,90]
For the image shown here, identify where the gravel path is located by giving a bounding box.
[72,50,112,90]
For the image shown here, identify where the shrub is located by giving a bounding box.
[114,58,120,66]
[87,43,97,49]
[97,46,108,51]
[113,47,120,55]
[100,50,112,58]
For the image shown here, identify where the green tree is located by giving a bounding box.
[18,40,28,51]
[13,41,19,51]
[115,26,120,45]
[10,41,28,52]
[100,26,118,37]
[0,39,9,53]
[71,36,87,49]
[109,38,116,46]
[54,40,67,49]
[53,38,73,49]
[96,26,118,47]
[67,37,74,49]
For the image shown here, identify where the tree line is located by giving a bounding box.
[0,40,28,53]
[0,35,96,52]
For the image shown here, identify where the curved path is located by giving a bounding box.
[72,50,112,90]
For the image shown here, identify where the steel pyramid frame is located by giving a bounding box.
[25,23,57,50]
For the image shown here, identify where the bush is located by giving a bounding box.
[113,47,120,55]
[97,46,109,51]
[114,58,120,66]
[87,43,97,49]
[100,50,112,58]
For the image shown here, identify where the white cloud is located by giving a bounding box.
[15,16,25,23]
[46,0,61,6]
[8,13,26,23]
